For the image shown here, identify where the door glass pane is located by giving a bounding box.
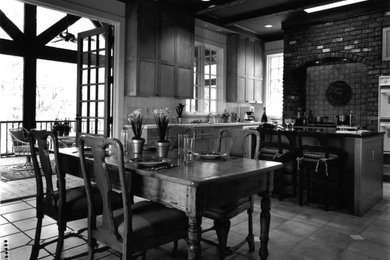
[0,27,12,40]
[36,59,76,120]
[0,54,23,120]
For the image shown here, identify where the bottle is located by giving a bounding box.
[261,107,268,123]
[302,112,307,125]
[308,110,313,124]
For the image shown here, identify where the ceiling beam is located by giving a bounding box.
[36,14,80,46]
[198,0,333,25]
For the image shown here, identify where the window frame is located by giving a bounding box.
[265,52,284,119]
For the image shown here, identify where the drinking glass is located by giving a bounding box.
[177,134,187,160]
[121,129,129,153]
[290,119,296,130]
[284,118,291,129]
[183,136,195,164]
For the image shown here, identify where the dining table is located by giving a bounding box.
[59,147,283,260]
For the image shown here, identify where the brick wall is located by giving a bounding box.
[283,9,390,130]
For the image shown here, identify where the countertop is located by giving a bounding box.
[125,122,261,129]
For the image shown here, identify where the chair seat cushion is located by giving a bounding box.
[46,184,122,221]
[203,197,251,220]
[114,201,188,242]
[302,151,338,161]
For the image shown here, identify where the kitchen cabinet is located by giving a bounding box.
[226,34,264,103]
[125,0,194,98]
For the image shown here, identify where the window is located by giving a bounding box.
[266,53,284,119]
[186,44,221,113]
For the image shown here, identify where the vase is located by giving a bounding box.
[177,117,183,124]
[156,141,170,158]
[130,138,145,154]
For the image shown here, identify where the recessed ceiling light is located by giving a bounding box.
[264,24,273,28]
[304,0,368,13]
[201,0,211,2]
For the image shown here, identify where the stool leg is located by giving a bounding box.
[278,169,284,201]
[298,164,304,206]
[307,169,311,205]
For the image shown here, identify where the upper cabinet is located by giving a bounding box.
[125,0,194,98]
[226,34,264,103]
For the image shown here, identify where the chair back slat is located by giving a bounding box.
[217,128,260,159]
[29,130,64,212]
[79,134,131,242]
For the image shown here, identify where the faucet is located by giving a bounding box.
[207,113,215,124]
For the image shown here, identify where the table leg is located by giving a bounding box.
[259,191,271,260]
[188,216,202,260]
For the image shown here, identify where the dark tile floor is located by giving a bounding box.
[1,157,390,259]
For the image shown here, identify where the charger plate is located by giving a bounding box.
[130,157,172,168]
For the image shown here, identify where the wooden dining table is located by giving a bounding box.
[59,147,283,260]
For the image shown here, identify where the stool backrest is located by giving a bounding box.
[216,128,260,159]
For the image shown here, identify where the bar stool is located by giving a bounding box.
[257,128,298,201]
[297,132,347,211]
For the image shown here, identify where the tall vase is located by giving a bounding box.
[131,138,145,154]
[156,141,170,158]
[177,117,183,124]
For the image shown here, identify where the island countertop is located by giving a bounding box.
[125,121,261,129]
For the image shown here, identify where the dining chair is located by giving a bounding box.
[202,128,260,260]
[9,127,32,170]
[78,134,189,260]
[28,130,122,260]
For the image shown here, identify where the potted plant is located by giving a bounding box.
[153,107,170,157]
[52,119,64,136]
[176,103,185,124]
[128,109,145,154]
[63,118,71,136]
[221,110,231,123]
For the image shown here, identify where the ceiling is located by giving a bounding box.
[162,0,381,40]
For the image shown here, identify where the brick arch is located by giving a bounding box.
[294,52,369,69]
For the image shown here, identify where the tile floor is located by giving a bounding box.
[1,157,390,259]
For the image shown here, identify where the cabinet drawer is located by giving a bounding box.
[195,128,214,136]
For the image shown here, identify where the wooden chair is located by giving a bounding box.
[9,127,32,170]
[28,130,122,260]
[78,134,188,260]
[202,128,260,260]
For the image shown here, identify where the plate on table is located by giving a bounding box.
[194,152,227,160]
[130,157,172,168]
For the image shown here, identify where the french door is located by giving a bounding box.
[76,26,113,141]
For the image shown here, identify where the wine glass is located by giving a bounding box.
[284,118,291,129]
[290,119,296,130]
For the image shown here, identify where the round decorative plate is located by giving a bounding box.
[326,81,352,106]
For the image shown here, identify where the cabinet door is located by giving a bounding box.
[139,61,156,96]
[139,2,158,61]
[177,68,192,98]
[158,64,175,97]
[176,12,194,98]
[246,78,255,102]
[159,9,176,64]
[246,39,254,77]
[237,77,246,103]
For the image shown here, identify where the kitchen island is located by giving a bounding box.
[256,126,384,216]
